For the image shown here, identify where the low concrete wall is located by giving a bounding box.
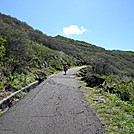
[0,81,39,110]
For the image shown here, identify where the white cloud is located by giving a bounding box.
[63,25,87,35]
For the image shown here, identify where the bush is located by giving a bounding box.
[79,67,134,104]
[102,75,134,104]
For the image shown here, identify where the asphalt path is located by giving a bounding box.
[0,67,104,134]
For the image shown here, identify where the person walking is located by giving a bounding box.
[63,64,69,75]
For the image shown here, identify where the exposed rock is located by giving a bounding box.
[0,92,12,101]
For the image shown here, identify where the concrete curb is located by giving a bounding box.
[0,81,39,110]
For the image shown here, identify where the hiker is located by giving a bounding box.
[63,64,69,75]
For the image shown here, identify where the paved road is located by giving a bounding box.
[0,67,104,134]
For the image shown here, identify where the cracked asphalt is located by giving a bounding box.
[0,67,104,134]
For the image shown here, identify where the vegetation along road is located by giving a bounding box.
[0,67,104,134]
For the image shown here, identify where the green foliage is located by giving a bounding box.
[0,37,7,90]
[101,75,134,104]
[15,92,27,99]
[8,73,36,89]
[80,66,134,104]
[0,37,6,57]
[80,83,134,134]
[90,54,119,75]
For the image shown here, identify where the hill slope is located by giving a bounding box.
[0,13,134,93]
[0,13,78,92]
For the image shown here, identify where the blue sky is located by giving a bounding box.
[0,0,134,51]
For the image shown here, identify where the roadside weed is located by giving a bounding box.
[15,92,27,99]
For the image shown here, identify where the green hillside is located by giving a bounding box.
[0,13,78,92]
[0,13,134,103]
